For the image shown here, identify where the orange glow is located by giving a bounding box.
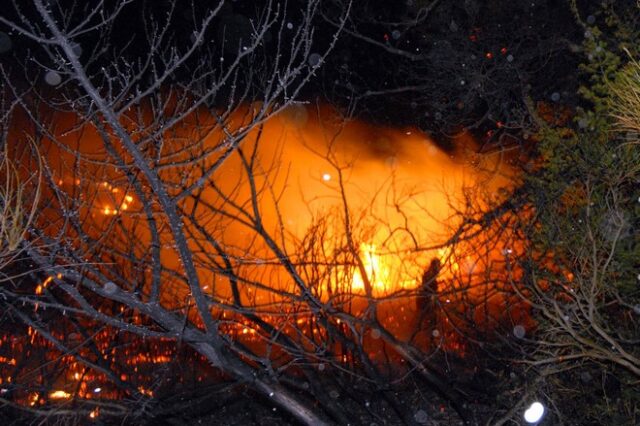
[49,390,71,399]
[0,356,16,365]
[1,101,525,410]
[351,243,416,294]
[29,393,39,406]
[27,103,517,319]
[138,387,154,397]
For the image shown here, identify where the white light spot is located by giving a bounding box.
[322,173,331,181]
[286,22,293,30]
[513,325,526,339]
[391,30,401,40]
[308,53,322,67]
[431,329,440,337]
[551,92,560,102]
[414,409,429,424]
[524,401,545,424]
[507,54,514,62]
[93,387,101,393]
[103,281,118,294]
[45,70,62,86]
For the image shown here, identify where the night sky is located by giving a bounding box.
[0,0,585,144]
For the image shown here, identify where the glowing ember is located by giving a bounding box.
[49,390,71,399]
[138,387,154,397]
[29,393,39,406]
[0,356,16,365]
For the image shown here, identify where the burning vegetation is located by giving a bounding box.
[0,101,527,422]
[1,0,638,424]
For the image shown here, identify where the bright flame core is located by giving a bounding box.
[49,390,71,399]
[351,243,417,295]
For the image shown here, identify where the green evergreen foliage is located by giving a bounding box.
[508,5,640,421]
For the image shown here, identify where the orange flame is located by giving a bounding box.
[351,243,417,295]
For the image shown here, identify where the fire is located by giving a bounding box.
[0,356,16,365]
[49,390,71,399]
[351,243,416,295]
[138,387,154,397]
[1,102,523,412]
[29,392,39,406]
